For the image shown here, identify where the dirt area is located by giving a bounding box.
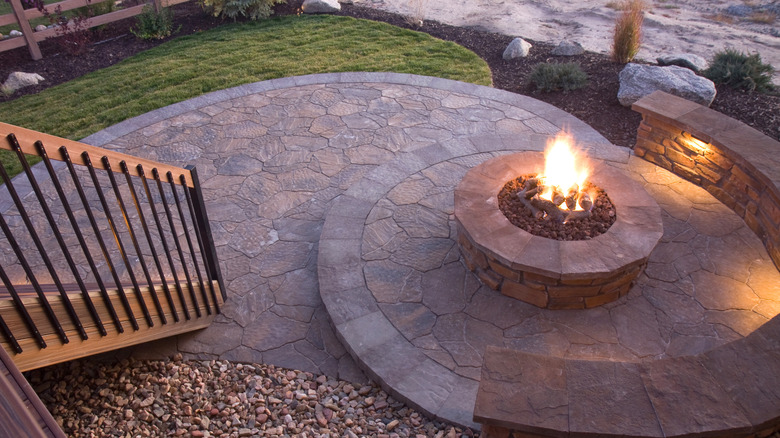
[0,0,778,146]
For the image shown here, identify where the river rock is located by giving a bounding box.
[10,30,23,37]
[35,24,47,32]
[302,0,341,13]
[2,72,45,94]
[551,40,584,56]
[503,37,532,60]
[657,53,709,73]
[617,63,716,107]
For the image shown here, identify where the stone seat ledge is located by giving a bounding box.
[631,91,780,269]
[474,314,780,437]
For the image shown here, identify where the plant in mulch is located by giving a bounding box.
[704,49,776,93]
[199,0,286,20]
[529,62,588,92]
[403,0,428,27]
[131,5,180,40]
[611,0,645,63]
[3,0,44,11]
[44,4,94,56]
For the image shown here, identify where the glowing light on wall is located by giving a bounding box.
[682,131,710,153]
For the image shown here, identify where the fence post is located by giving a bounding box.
[153,0,163,12]
[8,0,42,61]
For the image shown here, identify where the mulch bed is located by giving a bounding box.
[1,0,778,147]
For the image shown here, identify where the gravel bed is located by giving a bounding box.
[27,355,472,438]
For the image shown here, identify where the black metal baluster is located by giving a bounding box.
[55,146,122,334]
[0,259,45,349]
[138,165,191,321]
[81,152,150,329]
[0,161,68,345]
[35,141,107,336]
[102,157,162,326]
[181,169,223,313]
[185,167,227,303]
[153,168,201,318]
[8,135,90,340]
[121,162,179,323]
[61,147,136,331]
[0,309,21,353]
[167,171,211,316]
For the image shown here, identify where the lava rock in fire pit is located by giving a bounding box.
[498,175,616,241]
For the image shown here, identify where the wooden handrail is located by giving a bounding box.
[0,122,195,188]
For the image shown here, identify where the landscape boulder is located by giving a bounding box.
[503,38,532,60]
[2,72,45,94]
[35,24,47,32]
[302,0,341,13]
[10,30,22,37]
[657,53,709,73]
[551,40,584,56]
[617,63,716,107]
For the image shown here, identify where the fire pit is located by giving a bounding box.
[455,135,663,309]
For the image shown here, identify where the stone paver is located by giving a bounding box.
[3,73,779,431]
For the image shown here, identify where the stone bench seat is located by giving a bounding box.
[632,91,780,269]
[474,91,780,438]
[475,316,780,437]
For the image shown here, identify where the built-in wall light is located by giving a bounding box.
[683,131,709,153]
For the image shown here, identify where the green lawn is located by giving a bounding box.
[1,14,490,139]
[0,14,491,176]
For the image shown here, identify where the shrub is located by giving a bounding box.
[704,49,775,93]
[404,0,428,27]
[611,0,644,63]
[76,0,115,18]
[530,62,588,92]
[45,5,93,56]
[200,0,285,20]
[131,5,179,40]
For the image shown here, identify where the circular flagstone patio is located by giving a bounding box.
[9,73,778,432]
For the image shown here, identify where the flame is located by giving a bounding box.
[540,132,590,210]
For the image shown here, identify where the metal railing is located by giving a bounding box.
[0,122,225,371]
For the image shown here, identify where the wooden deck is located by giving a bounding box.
[1,280,223,372]
[0,344,65,438]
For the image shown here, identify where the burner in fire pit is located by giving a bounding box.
[498,175,617,241]
[454,150,663,310]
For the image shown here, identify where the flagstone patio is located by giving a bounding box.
[7,73,779,432]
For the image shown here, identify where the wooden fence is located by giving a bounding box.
[0,0,189,60]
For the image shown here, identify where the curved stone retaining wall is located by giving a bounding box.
[631,91,780,269]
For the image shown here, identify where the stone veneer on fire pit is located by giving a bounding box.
[455,152,663,309]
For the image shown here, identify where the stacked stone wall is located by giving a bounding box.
[632,91,780,270]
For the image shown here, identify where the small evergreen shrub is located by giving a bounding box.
[131,6,179,40]
[200,0,285,20]
[704,49,775,93]
[530,62,588,92]
[611,0,644,63]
